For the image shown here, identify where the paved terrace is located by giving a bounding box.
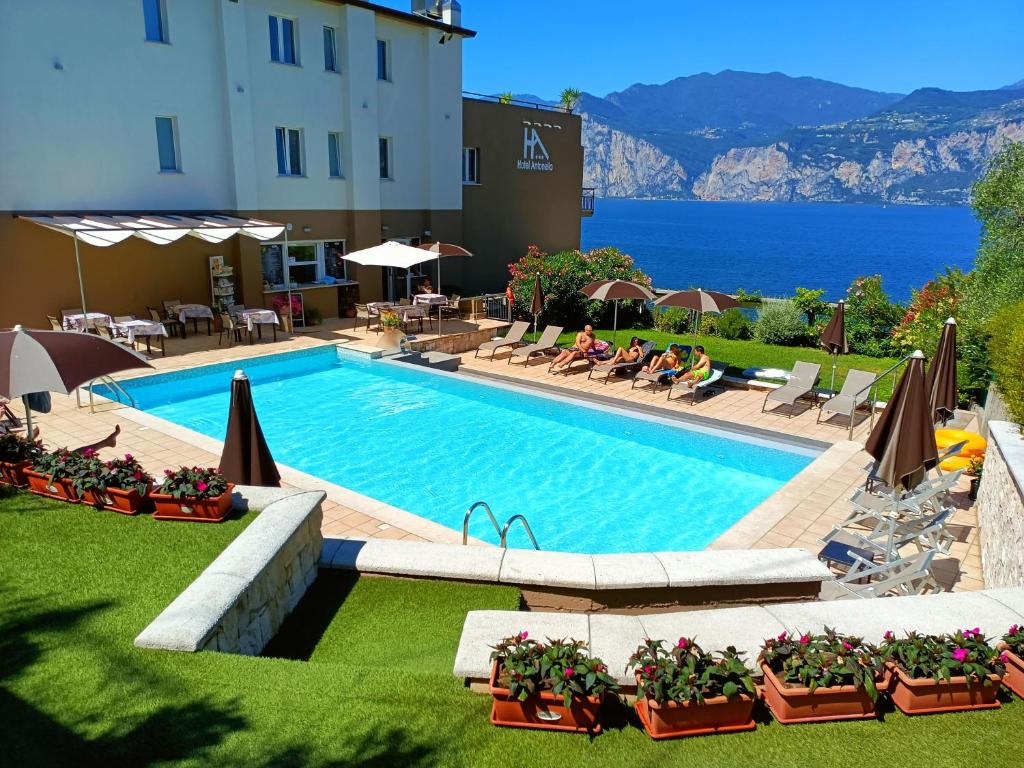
[11,317,983,591]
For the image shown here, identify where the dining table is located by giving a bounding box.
[236,308,280,342]
[111,319,168,356]
[367,302,427,331]
[174,303,215,335]
[63,312,112,332]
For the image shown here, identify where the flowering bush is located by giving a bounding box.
[508,246,652,329]
[843,275,903,357]
[628,636,756,705]
[1003,624,1024,657]
[891,269,969,355]
[0,432,41,463]
[31,448,89,481]
[101,454,153,496]
[380,310,402,330]
[879,629,1005,684]
[759,628,883,699]
[490,632,618,708]
[159,467,229,500]
[753,301,808,346]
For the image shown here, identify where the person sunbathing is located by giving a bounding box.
[641,343,681,373]
[604,336,643,366]
[550,325,595,371]
[674,345,711,388]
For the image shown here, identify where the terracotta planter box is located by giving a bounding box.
[634,676,756,740]
[488,662,603,734]
[0,459,31,487]
[24,469,79,503]
[760,663,877,724]
[151,484,234,523]
[81,484,153,515]
[1003,650,1024,699]
[890,665,1002,715]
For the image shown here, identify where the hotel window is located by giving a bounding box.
[155,116,180,172]
[259,241,347,289]
[323,26,338,72]
[275,127,304,176]
[376,39,390,81]
[324,241,348,280]
[327,132,343,178]
[379,137,392,180]
[462,147,480,184]
[143,0,168,43]
[269,15,298,65]
[286,243,318,284]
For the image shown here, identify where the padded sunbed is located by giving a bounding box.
[588,340,655,384]
[507,325,564,366]
[474,321,530,360]
[762,361,821,417]
[666,362,728,404]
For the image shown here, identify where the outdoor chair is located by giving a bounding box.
[217,312,250,347]
[819,508,954,569]
[507,325,564,366]
[589,340,655,384]
[475,321,529,360]
[149,306,185,339]
[845,470,963,526]
[47,315,62,331]
[762,361,821,417]
[94,320,132,347]
[666,362,728,404]
[821,549,943,600]
[864,440,968,494]
[548,341,613,375]
[630,345,693,392]
[816,368,876,431]
[440,295,462,321]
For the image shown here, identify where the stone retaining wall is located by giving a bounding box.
[976,420,1024,588]
[135,487,325,654]
[407,323,509,355]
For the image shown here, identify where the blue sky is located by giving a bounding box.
[394,0,1022,98]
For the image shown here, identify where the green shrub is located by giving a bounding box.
[843,275,903,357]
[652,307,690,334]
[734,287,762,304]
[717,309,751,340]
[754,301,808,346]
[792,287,830,325]
[970,142,1024,319]
[698,313,719,336]
[988,301,1024,426]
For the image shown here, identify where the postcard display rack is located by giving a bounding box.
[209,256,235,313]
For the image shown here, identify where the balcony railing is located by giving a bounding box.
[581,188,596,217]
[462,91,571,114]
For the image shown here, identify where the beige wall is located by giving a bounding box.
[460,99,584,296]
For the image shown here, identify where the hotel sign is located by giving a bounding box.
[517,126,554,172]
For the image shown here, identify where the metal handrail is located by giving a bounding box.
[500,514,540,550]
[77,376,136,413]
[844,352,914,440]
[463,500,501,545]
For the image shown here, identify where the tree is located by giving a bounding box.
[792,287,829,325]
[497,92,514,105]
[559,88,582,113]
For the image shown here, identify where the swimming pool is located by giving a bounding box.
[113,346,819,553]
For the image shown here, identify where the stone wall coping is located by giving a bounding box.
[135,490,326,652]
[454,587,1024,686]
[320,536,832,590]
[989,420,1024,498]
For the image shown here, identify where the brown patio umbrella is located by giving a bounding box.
[530,274,544,340]
[925,317,957,426]
[581,279,655,347]
[864,350,938,493]
[219,370,280,487]
[820,300,848,393]
[0,325,151,434]
[654,289,740,348]
[417,242,473,337]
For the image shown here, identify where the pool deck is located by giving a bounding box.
[10,317,983,592]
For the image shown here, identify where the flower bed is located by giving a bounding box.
[0,432,41,487]
[152,466,233,523]
[26,448,89,502]
[79,454,154,515]
[999,624,1024,699]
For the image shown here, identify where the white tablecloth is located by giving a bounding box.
[413,293,447,306]
[238,309,279,332]
[111,319,167,343]
[63,312,112,331]
[175,304,214,325]
[368,303,425,321]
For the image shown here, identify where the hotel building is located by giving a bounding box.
[0,0,588,328]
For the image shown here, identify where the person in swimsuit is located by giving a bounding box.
[550,325,595,370]
[604,336,643,366]
[641,343,681,373]
[675,345,711,387]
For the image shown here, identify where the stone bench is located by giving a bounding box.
[320,537,832,612]
[453,587,1024,687]
[135,486,326,655]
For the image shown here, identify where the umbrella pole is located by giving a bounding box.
[830,353,837,395]
[73,232,88,321]
[22,396,32,440]
[612,300,618,348]
[437,254,442,338]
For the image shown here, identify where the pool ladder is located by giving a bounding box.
[462,501,540,550]
[77,375,137,413]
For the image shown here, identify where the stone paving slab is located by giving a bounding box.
[453,610,590,680]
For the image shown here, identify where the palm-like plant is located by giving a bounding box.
[559,87,583,113]
[497,92,514,105]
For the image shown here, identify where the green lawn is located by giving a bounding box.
[550,328,899,391]
[3,490,1021,767]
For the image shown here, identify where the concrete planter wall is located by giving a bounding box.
[976,421,1024,588]
[407,324,510,355]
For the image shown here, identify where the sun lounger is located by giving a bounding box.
[864,439,968,494]
[816,368,876,430]
[666,362,727,404]
[762,361,821,417]
[819,508,954,568]
[548,340,614,375]
[588,340,655,384]
[844,470,963,526]
[821,549,943,599]
[507,325,564,366]
[475,321,530,360]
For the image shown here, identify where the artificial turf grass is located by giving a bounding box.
[3,489,1022,768]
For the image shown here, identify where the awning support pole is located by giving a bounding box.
[284,225,292,330]
[73,232,88,320]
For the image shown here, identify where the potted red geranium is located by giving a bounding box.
[629,636,757,739]
[151,466,233,522]
[79,453,154,515]
[881,629,1005,714]
[759,628,884,723]
[25,448,88,502]
[1000,624,1024,698]
[0,431,42,487]
[488,632,618,734]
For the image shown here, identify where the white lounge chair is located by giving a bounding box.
[475,321,529,360]
[844,470,963,527]
[666,362,727,404]
[819,508,954,567]
[589,340,655,384]
[816,369,876,430]
[821,549,943,600]
[762,361,821,417]
[507,325,564,366]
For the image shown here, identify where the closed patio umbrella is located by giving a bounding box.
[530,274,544,341]
[580,280,655,347]
[0,326,151,435]
[417,242,473,337]
[820,300,848,394]
[654,289,740,348]
[219,370,280,487]
[925,317,957,426]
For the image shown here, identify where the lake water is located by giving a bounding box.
[581,200,980,301]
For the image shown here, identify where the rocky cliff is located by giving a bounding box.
[582,115,688,198]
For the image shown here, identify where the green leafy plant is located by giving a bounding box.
[734,288,762,304]
[967,456,984,478]
[101,453,154,496]
[305,306,324,326]
[792,287,829,325]
[891,269,970,356]
[559,87,582,113]
[70,451,108,497]
[159,467,229,500]
[628,636,756,705]
[987,300,1024,426]
[497,92,514,105]
[0,432,41,463]
[759,628,883,700]
[380,310,402,331]
[652,307,690,334]
[843,275,903,357]
[879,629,1005,685]
[31,448,88,481]
[490,632,618,709]
[753,301,809,346]
[698,314,719,336]
[1002,624,1024,658]
[717,309,751,340]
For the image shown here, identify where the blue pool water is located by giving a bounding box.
[115,347,817,553]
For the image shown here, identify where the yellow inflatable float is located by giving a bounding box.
[935,429,986,470]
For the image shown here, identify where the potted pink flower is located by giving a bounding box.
[79,453,154,515]
[998,624,1024,698]
[25,448,88,502]
[151,466,233,522]
[0,431,42,487]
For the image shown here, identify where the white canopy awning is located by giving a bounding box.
[20,213,285,247]
[343,240,437,270]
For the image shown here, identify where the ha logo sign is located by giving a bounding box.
[517,126,554,172]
